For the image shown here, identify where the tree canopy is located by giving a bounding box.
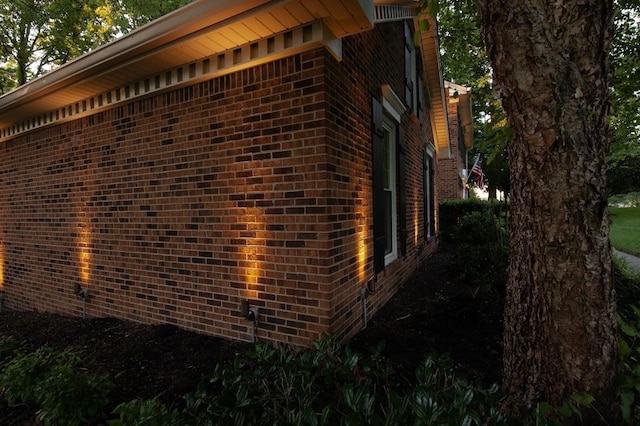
[437,0,640,198]
[0,0,190,92]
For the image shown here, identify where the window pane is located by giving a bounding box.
[383,128,390,189]
[384,190,392,255]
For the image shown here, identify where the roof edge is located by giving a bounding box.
[0,0,276,111]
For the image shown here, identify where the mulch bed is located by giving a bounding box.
[0,246,503,425]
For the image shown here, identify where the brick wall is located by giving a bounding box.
[0,20,438,345]
[437,92,466,201]
[322,22,439,341]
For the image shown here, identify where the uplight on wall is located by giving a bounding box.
[0,241,4,289]
[355,204,369,282]
[414,200,419,246]
[78,224,92,285]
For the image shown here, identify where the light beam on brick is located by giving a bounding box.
[414,200,419,246]
[77,221,92,286]
[0,241,4,289]
[356,206,368,281]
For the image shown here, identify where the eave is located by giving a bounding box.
[417,12,451,159]
[0,0,374,141]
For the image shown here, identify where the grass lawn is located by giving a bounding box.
[610,206,640,256]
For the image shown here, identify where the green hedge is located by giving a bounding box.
[439,199,507,244]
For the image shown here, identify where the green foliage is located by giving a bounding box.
[0,345,113,425]
[0,336,24,368]
[0,0,190,88]
[609,1,640,170]
[447,243,508,298]
[614,254,640,423]
[610,207,640,256]
[112,0,191,32]
[610,192,640,207]
[110,397,183,426]
[609,155,640,195]
[439,198,506,243]
[0,0,117,85]
[447,242,509,298]
[109,336,515,425]
[180,337,396,425]
[440,200,509,298]
[0,346,61,405]
[409,355,509,425]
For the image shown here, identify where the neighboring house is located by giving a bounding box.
[438,81,473,201]
[0,0,465,345]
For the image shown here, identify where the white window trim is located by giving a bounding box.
[380,85,405,266]
[425,150,433,238]
[382,84,407,122]
[383,114,398,266]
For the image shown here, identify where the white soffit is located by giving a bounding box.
[417,12,451,159]
[0,0,374,141]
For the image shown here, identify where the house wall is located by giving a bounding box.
[322,22,439,340]
[437,93,467,200]
[0,20,438,345]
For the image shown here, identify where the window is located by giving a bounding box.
[372,86,407,273]
[382,115,397,262]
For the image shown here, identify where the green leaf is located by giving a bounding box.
[537,401,553,416]
[620,338,632,359]
[620,390,634,421]
[570,392,594,407]
[618,316,639,337]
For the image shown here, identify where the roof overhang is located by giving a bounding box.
[0,0,451,151]
[0,0,374,141]
[416,11,451,159]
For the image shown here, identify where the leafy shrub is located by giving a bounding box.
[609,192,640,207]
[109,397,183,426]
[446,242,509,298]
[180,337,394,425]
[0,346,113,425]
[441,207,509,298]
[614,254,640,423]
[440,199,506,244]
[112,336,515,425]
[0,336,24,368]
[0,346,60,405]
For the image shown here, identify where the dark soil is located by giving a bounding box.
[0,246,503,425]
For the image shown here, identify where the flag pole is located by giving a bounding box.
[466,154,480,185]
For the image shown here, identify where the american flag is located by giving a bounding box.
[470,155,484,190]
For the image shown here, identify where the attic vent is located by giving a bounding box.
[374,5,415,23]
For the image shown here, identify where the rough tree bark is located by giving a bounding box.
[477,0,618,419]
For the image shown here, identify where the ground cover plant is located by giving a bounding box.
[610,206,640,256]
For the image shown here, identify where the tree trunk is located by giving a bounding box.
[477,0,618,419]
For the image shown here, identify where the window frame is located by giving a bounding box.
[373,86,407,273]
[424,144,436,238]
[382,114,398,265]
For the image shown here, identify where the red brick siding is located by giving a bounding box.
[323,22,438,341]
[437,93,466,200]
[0,21,439,345]
[0,53,333,345]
